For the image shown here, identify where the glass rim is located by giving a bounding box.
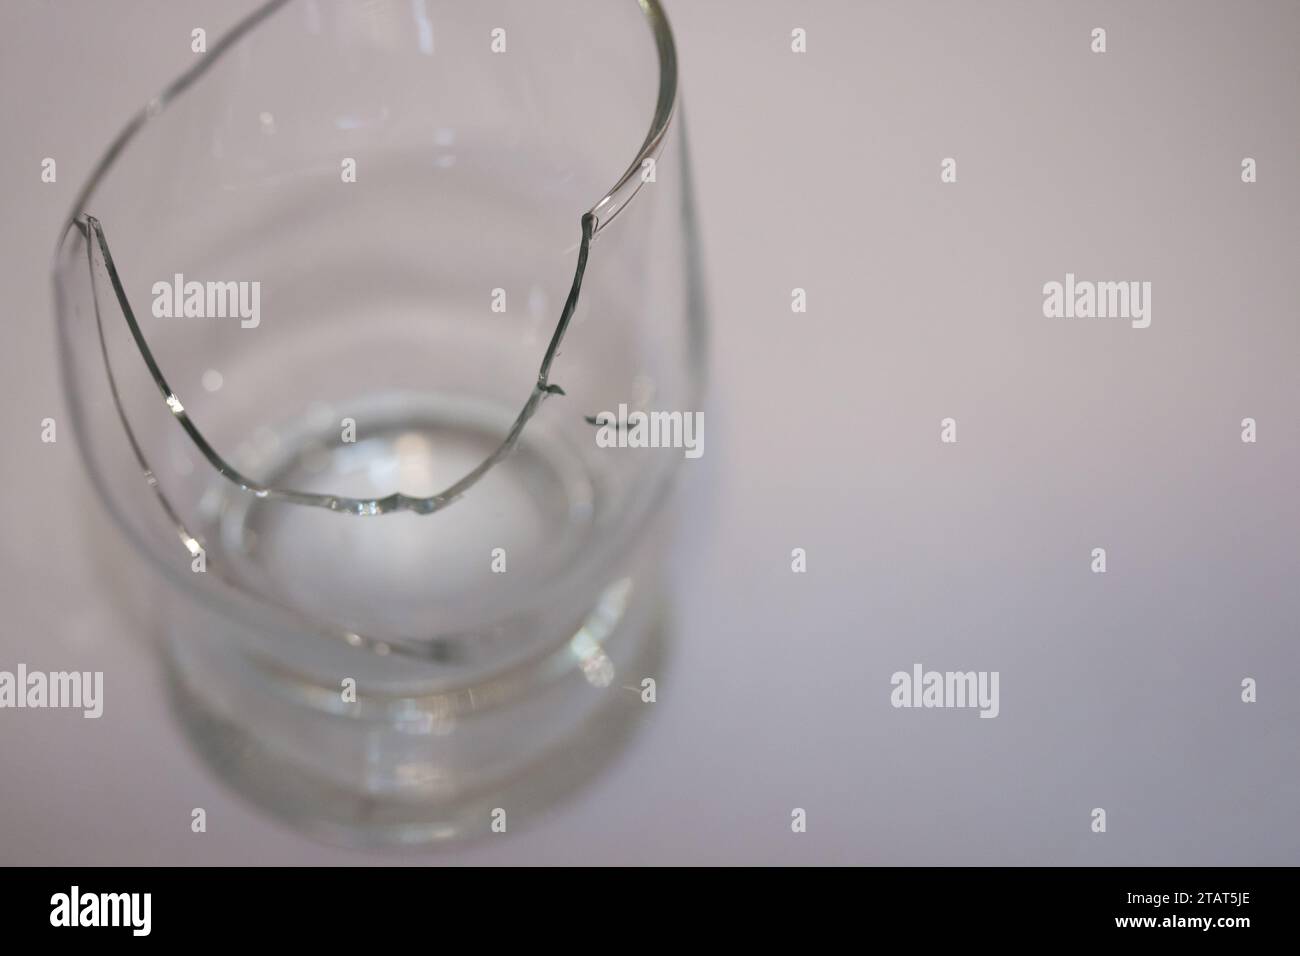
[59,0,680,240]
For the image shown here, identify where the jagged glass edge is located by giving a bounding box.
[68,0,677,519]
[85,212,591,517]
[83,209,630,668]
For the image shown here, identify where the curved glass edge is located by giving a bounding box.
[52,0,680,520]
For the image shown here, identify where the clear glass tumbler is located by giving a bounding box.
[53,0,704,844]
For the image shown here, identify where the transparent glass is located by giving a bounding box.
[53,0,704,844]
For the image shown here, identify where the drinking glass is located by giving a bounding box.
[53,0,704,844]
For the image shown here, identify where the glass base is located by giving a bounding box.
[165,582,667,847]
